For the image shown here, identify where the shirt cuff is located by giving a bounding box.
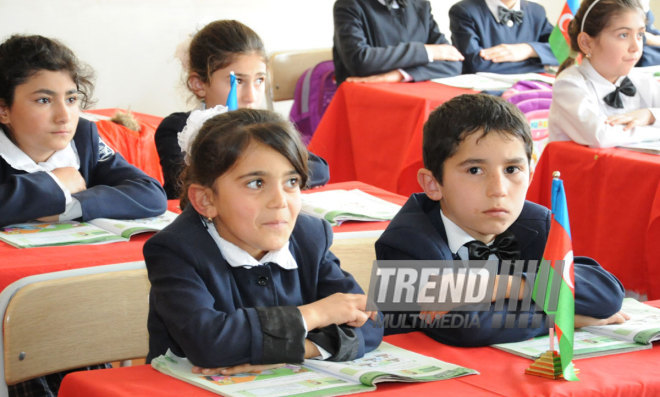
[649,108,660,126]
[398,69,413,82]
[301,316,333,360]
[59,198,83,221]
[425,46,434,63]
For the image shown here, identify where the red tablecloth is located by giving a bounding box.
[527,141,660,300]
[0,183,404,292]
[85,108,165,185]
[58,302,660,397]
[308,82,474,197]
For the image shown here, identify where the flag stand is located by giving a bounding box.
[524,328,579,380]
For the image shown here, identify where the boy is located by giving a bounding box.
[375,94,626,346]
[449,0,557,74]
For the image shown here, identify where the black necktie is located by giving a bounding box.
[464,230,520,261]
[603,77,636,109]
[498,6,523,26]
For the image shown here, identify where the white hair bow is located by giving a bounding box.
[177,104,229,164]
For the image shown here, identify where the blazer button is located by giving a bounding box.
[257,276,268,286]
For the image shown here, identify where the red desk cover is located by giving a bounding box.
[308,82,474,196]
[58,301,660,397]
[527,141,660,299]
[0,183,404,292]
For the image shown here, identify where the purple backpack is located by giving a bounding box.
[289,60,337,145]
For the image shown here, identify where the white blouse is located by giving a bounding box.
[549,59,660,148]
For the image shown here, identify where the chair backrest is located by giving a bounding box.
[330,236,379,292]
[0,262,149,389]
[269,48,332,101]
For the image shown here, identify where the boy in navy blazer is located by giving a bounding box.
[375,94,626,346]
[449,0,558,74]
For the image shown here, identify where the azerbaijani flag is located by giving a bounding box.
[549,0,579,64]
[226,71,238,111]
[533,173,579,381]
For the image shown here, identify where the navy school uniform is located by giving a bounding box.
[375,193,625,346]
[0,118,167,227]
[144,206,383,367]
[154,112,330,199]
[449,0,558,74]
[638,10,660,67]
[332,0,462,85]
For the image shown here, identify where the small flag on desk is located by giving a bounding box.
[226,71,238,111]
[549,0,579,64]
[531,171,579,381]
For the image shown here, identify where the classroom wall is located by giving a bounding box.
[0,0,653,117]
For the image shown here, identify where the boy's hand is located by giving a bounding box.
[606,109,655,130]
[480,43,536,63]
[574,310,630,328]
[425,44,465,62]
[191,363,284,376]
[51,167,86,194]
[419,310,449,324]
[346,70,404,83]
[298,293,377,330]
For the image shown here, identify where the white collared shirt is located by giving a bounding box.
[440,209,497,260]
[377,0,399,10]
[485,0,521,23]
[0,128,82,220]
[549,59,660,148]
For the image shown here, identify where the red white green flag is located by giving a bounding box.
[549,0,579,64]
[533,174,579,381]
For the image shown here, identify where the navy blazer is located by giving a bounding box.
[145,206,383,367]
[638,11,660,67]
[333,0,462,84]
[449,0,557,74]
[375,193,624,346]
[154,112,330,199]
[0,118,167,227]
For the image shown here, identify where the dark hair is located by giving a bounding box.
[422,94,532,183]
[0,34,94,109]
[558,0,644,74]
[187,20,266,90]
[180,109,309,208]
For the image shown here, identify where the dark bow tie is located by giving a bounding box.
[603,76,636,109]
[498,6,523,25]
[464,230,520,261]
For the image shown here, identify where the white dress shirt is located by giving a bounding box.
[440,210,497,260]
[549,59,660,148]
[485,0,521,23]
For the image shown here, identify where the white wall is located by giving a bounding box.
[0,1,636,117]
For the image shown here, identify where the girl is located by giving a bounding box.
[0,34,167,228]
[0,34,167,396]
[155,20,329,199]
[144,109,382,372]
[549,0,660,148]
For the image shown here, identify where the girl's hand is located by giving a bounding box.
[346,70,404,83]
[298,293,377,330]
[425,44,465,62]
[51,167,86,194]
[574,310,630,328]
[480,43,536,63]
[606,109,655,131]
[191,363,284,376]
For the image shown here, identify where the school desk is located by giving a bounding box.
[0,181,405,293]
[527,141,660,300]
[307,81,474,196]
[58,301,660,397]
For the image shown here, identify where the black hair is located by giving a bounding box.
[422,93,532,183]
[558,0,644,74]
[179,109,308,209]
[0,34,94,109]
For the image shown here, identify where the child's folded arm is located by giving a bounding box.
[0,172,66,227]
[573,256,625,319]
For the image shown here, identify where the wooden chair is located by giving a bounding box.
[0,261,149,396]
[268,48,333,102]
[330,235,380,293]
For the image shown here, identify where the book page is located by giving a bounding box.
[304,342,478,386]
[0,221,126,248]
[492,329,650,360]
[152,350,371,397]
[432,72,554,91]
[89,210,178,239]
[583,298,660,344]
[617,139,660,155]
[301,189,401,226]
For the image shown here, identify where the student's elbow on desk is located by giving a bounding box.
[574,256,625,319]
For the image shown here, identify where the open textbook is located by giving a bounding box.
[0,211,178,248]
[617,140,660,155]
[492,298,660,360]
[432,72,555,91]
[301,189,402,226]
[151,342,478,397]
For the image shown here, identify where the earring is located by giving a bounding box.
[206,216,213,223]
[586,53,591,58]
